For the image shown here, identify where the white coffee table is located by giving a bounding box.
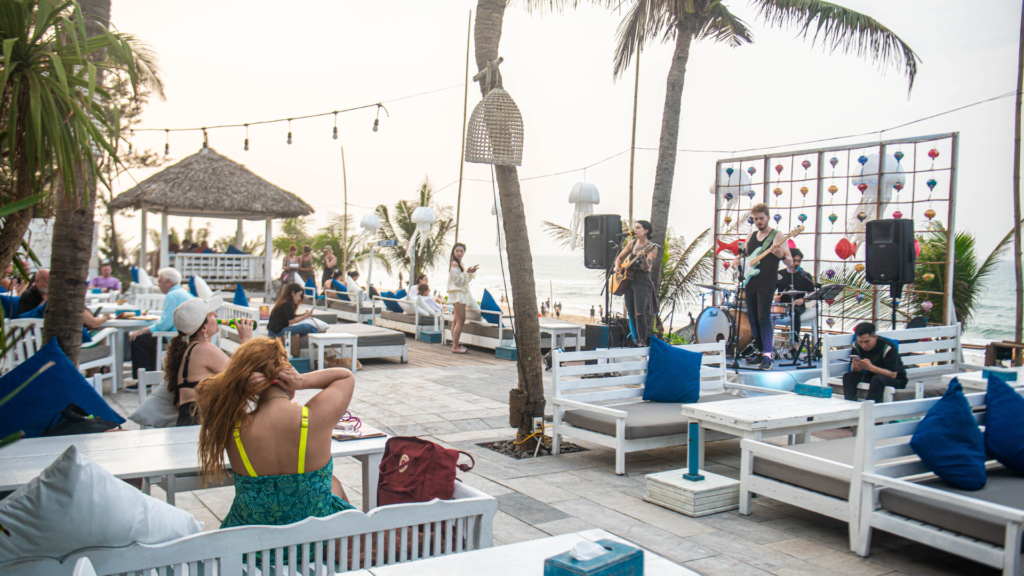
[681,394,862,468]
[941,368,1024,391]
[308,332,359,372]
[539,319,585,352]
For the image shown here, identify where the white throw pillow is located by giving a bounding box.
[0,446,203,562]
[416,296,440,317]
[465,299,483,322]
[298,317,329,332]
[129,382,178,428]
[398,295,419,315]
[138,268,153,287]
[192,275,213,299]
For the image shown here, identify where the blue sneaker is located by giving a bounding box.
[759,356,774,371]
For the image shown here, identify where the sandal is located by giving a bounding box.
[452,346,469,354]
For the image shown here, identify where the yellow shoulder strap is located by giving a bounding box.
[298,406,309,474]
[233,421,257,477]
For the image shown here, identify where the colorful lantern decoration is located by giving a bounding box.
[723,260,731,270]
[922,273,936,282]
[855,263,865,273]
[724,216,732,225]
[922,301,934,312]
[801,160,812,170]
[893,182,903,192]
[857,155,869,166]
[773,188,783,198]
[798,214,807,223]
[857,183,868,193]
[726,167,734,177]
[855,292,865,303]
[926,179,938,191]
[826,318,836,327]
[924,209,936,220]
[836,238,857,260]
[799,186,809,197]
[826,299,836,306]
[747,166,756,176]
[724,192,734,201]
[893,211,903,219]
[857,211,867,223]
[915,239,921,258]
[746,190,756,200]
[928,149,940,161]
[773,214,781,224]
[828,185,838,196]
[825,269,836,279]
[748,216,754,225]
[894,151,904,163]
[775,164,783,175]
[828,213,838,225]
[829,157,839,169]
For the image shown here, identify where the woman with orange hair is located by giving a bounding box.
[196,338,356,529]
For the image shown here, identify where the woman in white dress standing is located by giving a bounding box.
[447,243,478,354]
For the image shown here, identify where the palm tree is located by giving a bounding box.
[1012,1,1023,360]
[272,217,314,256]
[309,213,391,278]
[213,234,265,255]
[613,0,920,297]
[374,177,454,282]
[658,228,714,319]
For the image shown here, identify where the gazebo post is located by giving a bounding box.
[265,218,273,295]
[236,219,244,249]
[140,207,148,271]
[160,212,169,272]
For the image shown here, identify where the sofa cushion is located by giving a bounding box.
[879,468,1024,546]
[79,345,111,364]
[481,289,502,325]
[128,382,178,428]
[460,321,504,339]
[643,338,700,404]
[562,393,736,440]
[911,380,987,490]
[381,310,435,326]
[326,324,407,347]
[984,375,1024,473]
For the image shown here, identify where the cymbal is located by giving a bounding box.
[696,283,734,292]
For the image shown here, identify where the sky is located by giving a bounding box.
[110,0,1023,269]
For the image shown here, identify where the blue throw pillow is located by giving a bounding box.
[984,375,1024,473]
[233,284,249,307]
[189,276,198,297]
[910,380,987,490]
[382,290,405,313]
[331,279,350,302]
[202,248,214,254]
[0,338,124,438]
[19,301,46,319]
[1,294,20,319]
[304,276,317,297]
[0,284,7,294]
[643,338,701,404]
[225,244,245,255]
[480,289,502,325]
[130,266,139,283]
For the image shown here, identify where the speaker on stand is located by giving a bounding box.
[865,219,916,329]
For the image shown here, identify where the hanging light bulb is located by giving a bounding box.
[202,128,208,148]
[373,105,381,132]
[128,129,133,154]
[164,129,169,155]
[244,124,249,151]
[287,119,292,145]
[333,112,339,140]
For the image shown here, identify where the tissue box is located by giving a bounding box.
[544,539,643,576]
[982,368,1019,382]
[794,383,832,398]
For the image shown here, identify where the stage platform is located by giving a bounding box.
[726,358,823,395]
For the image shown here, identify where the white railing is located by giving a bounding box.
[172,253,266,283]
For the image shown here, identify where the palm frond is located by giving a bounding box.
[697,2,753,48]
[542,221,577,252]
[750,0,920,92]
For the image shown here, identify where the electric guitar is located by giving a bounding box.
[740,225,805,288]
[610,242,657,296]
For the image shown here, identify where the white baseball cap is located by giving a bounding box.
[173,296,223,335]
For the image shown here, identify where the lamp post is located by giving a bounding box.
[360,214,382,293]
[409,207,436,291]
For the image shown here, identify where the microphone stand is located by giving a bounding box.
[729,247,748,374]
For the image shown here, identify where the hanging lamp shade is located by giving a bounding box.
[360,213,381,231]
[465,88,524,166]
[568,182,600,250]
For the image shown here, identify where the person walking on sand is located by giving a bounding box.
[447,243,478,354]
[590,306,595,322]
[598,304,603,319]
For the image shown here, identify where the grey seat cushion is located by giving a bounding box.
[562,393,737,440]
[326,324,407,347]
[460,321,506,339]
[79,345,111,364]
[828,372,948,401]
[381,310,435,326]
[326,300,358,313]
[752,436,860,500]
[880,468,1024,546]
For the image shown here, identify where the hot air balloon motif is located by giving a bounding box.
[922,301,934,312]
[826,299,836,305]
[746,190,756,200]
[726,167,734,177]
[858,155,869,166]
[894,151,904,163]
[773,188,783,198]
[747,166,756,176]
[723,261,732,270]
[922,273,936,282]
[724,192,734,201]
[829,157,839,169]
[724,216,732,225]
[857,212,867,222]
[928,149,940,160]
[857,183,868,193]
[798,214,808,223]
[800,186,809,197]
[775,164,783,175]
[801,160,811,170]
[893,182,904,192]
[926,179,938,191]
[748,216,754,225]
[893,211,903,219]
[773,214,781,224]
[825,269,836,279]
[828,185,838,196]
[924,209,936,220]
[826,318,836,327]
[828,213,838,225]
[855,264,865,273]
[855,292,865,303]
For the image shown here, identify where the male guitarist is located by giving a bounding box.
[732,203,794,370]
[614,220,660,347]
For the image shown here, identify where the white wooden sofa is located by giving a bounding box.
[373,294,440,339]
[4,319,118,394]
[551,341,790,475]
[2,482,498,576]
[442,312,516,351]
[323,293,381,324]
[740,386,1024,574]
[819,323,982,402]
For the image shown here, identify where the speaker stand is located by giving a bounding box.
[889,284,903,330]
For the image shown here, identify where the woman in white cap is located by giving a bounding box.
[167,298,254,426]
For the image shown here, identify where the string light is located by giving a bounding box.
[164,129,169,155]
[373,106,380,133]
[333,112,338,140]
[244,124,249,151]
[127,129,133,154]
[287,119,292,145]
[202,128,208,148]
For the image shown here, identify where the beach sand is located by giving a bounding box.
[498,304,598,325]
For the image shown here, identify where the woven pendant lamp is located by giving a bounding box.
[465,58,523,166]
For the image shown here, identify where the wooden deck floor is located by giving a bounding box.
[357,335,515,372]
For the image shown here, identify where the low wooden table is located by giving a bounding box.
[941,368,1023,391]
[0,426,388,512]
[308,332,359,371]
[681,394,862,468]
[368,529,698,575]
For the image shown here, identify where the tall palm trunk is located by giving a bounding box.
[43,0,110,364]
[474,0,545,451]
[1013,0,1024,361]
[0,82,35,275]
[648,25,693,308]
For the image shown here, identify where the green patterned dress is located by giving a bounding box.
[220,459,355,529]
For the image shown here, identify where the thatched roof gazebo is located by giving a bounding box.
[111,146,314,293]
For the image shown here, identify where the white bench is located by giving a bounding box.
[323,293,380,324]
[373,295,440,339]
[820,323,982,402]
[3,482,498,576]
[5,319,118,394]
[551,342,787,475]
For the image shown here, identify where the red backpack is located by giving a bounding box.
[377,437,475,506]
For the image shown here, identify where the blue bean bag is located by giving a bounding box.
[332,280,350,302]
[233,284,249,307]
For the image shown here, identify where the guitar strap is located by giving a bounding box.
[764,228,778,248]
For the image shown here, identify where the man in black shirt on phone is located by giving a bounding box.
[842,322,907,402]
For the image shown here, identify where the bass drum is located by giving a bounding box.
[695,307,753,353]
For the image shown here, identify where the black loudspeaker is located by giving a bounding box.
[584,320,629,351]
[865,219,915,285]
[584,214,622,270]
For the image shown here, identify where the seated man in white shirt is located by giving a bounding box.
[417,283,443,316]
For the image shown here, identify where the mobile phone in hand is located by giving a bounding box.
[850,355,861,361]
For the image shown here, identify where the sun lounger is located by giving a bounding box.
[373,294,440,339]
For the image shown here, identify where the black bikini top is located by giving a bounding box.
[175,343,201,404]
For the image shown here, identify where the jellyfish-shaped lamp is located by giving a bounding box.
[409,207,437,288]
[361,214,382,292]
[568,182,600,250]
[491,200,506,251]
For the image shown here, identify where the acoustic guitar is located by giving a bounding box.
[740,225,805,288]
[610,242,657,296]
